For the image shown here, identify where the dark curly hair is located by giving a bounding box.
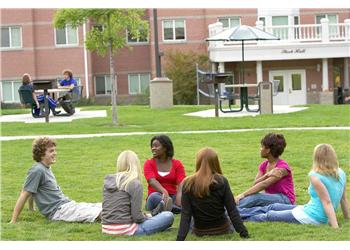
[32,137,56,162]
[150,135,174,158]
[261,133,286,158]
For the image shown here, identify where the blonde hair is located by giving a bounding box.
[22,73,31,85]
[115,150,142,190]
[312,144,339,179]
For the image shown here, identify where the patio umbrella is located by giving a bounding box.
[206,25,279,85]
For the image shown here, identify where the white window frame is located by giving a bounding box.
[217,16,241,29]
[0,80,22,103]
[128,73,150,95]
[162,19,186,42]
[94,75,115,96]
[126,29,149,45]
[0,26,22,50]
[54,25,79,47]
[315,13,338,24]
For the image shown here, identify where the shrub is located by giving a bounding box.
[165,50,210,104]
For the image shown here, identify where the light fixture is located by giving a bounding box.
[316,64,321,72]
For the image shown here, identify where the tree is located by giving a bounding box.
[165,50,209,104]
[54,9,149,125]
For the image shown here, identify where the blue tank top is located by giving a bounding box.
[302,168,346,223]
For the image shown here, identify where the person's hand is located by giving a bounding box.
[161,190,169,201]
[144,213,152,219]
[235,194,245,205]
[36,102,40,109]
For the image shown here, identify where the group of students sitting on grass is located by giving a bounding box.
[10,133,348,240]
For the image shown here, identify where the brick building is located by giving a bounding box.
[1,8,349,105]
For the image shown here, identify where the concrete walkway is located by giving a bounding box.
[184,105,308,118]
[0,108,107,123]
[1,126,349,141]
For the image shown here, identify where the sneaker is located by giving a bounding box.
[52,110,61,116]
[171,205,181,214]
[151,201,165,216]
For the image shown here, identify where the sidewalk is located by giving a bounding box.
[1,126,349,141]
[0,108,107,123]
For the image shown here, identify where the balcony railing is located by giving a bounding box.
[208,18,350,48]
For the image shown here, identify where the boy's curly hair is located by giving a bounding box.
[32,137,56,162]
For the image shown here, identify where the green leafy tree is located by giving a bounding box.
[54,9,149,125]
[165,50,209,104]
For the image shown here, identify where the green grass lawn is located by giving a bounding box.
[1,104,350,136]
[1,104,350,240]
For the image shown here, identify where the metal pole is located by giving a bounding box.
[196,63,200,105]
[241,40,245,85]
[44,89,49,123]
[153,9,161,77]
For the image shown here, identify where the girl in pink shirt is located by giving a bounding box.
[235,133,295,209]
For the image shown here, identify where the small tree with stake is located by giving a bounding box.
[54,9,149,125]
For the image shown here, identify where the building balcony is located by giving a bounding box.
[208,18,350,62]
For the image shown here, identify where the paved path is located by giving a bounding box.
[1,126,349,141]
[184,105,308,118]
[0,108,107,123]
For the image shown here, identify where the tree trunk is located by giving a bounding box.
[107,12,117,125]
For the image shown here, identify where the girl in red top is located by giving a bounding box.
[144,135,186,216]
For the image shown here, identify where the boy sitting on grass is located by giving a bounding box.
[10,137,101,223]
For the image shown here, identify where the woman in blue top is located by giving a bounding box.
[239,144,349,228]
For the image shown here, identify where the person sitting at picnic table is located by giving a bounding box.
[144,135,186,216]
[58,69,78,101]
[239,144,349,229]
[19,73,60,116]
[10,137,102,223]
[101,150,174,236]
[176,147,249,241]
[235,133,295,209]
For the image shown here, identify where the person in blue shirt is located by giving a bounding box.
[19,73,60,116]
[58,69,78,101]
[239,144,349,229]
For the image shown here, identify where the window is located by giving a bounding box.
[1,80,22,103]
[95,75,113,95]
[128,73,150,95]
[291,74,302,90]
[163,20,186,41]
[127,26,149,44]
[316,14,338,37]
[1,26,22,49]
[272,16,288,39]
[55,25,78,46]
[273,75,284,92]
[218,17,240,29]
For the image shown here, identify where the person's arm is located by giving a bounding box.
[176,189,192,241]
[340,185,349,220]
[147,178,169,200]
[28,194,35,211]
[144,160,169,201]
[253,170,265,185]
[235,168,288,205]
[128,181,147,223]
[175,180,184,207]
[175,162,186,207]
[10,190,32,223]
[310,175,338,228]
[223,178,249,238]
[31,93,40,108]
